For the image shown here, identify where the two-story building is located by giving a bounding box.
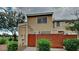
[18,12,54,49]
[18,12,78,49]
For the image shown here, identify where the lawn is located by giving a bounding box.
[0,36,18,51]
[0,36,10,40]
[0,36,17,44]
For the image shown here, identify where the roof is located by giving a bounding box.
[53,19,79,22]
[27,12,53,17]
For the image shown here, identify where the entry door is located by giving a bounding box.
[28,34,36,47]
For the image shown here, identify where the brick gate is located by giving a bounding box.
[28,34,77,48]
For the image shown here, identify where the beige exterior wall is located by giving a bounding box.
[53,21,77,34]
[18,14,53,50]
[18,23,28,50]
[28,15,53,34]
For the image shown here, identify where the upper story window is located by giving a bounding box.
[37,16,47,24]
[56,21,60,27]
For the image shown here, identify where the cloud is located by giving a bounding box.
[15,7,79,20]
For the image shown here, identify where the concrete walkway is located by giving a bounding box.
[23,47,65,51]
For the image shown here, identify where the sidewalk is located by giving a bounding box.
[23,47,65,51]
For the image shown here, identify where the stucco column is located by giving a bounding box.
[18,25,22,50]
[25,25,28,47]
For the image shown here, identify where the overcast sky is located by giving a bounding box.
[15,7,79,20]
[1,7,79,35]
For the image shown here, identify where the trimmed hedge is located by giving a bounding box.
[63,39,79,51]
[37,39,50,51]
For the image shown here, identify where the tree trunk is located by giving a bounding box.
[10,31,16,41]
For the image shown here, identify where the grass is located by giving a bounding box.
[0,36,18,50]
[1,36,11,40]
[0,36,17,43]
[0,36,10,44]
[0,36,15,43]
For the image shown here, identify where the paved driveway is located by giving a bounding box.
[23,47,65,51]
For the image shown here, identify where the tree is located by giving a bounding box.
[66,22,79,34]
[66,10,79,34]
[0,8,26,38]
[5,11,25,35]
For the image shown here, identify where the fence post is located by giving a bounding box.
[36,32,38,51]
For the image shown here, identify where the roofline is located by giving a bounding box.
[53,19,79,22]
[26,12,53,17]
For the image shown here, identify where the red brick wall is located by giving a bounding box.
[28,34,77,48]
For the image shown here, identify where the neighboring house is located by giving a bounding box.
[52,19,78,34]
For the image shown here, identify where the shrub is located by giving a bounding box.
[37,39,50,51]
[8,38,13,41]
[8,41,18,51]
[0,39,6,44]
[75,39,79,45]
[63,39,79,51]
[13,38,18,41]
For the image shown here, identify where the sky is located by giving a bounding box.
[16,7,79,20]
[0,7,79,35]
[1,7,79,20]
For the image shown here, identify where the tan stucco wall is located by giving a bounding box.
[18,23,28,50]
[18,15,53,50]
[28,15,53,34]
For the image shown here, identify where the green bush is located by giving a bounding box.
[9,38,18,41]
[13,38,18,41]
[75,39,79,45]
[9,38,13,41]
[8,41,18,51]
[0,39,6,44]
[37,39,50,51]
[63,39,79,51]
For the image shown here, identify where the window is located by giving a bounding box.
[37,16,47,24]
[56,22,60,27]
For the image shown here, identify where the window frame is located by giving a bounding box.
[37,16,47,24]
